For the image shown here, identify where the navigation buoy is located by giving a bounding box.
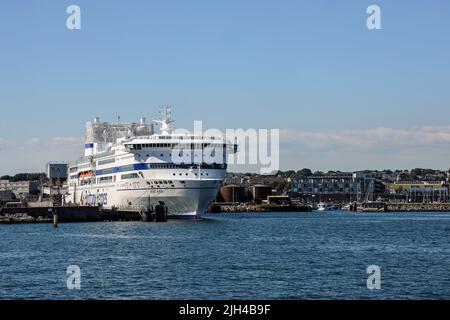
[53,213,58,228]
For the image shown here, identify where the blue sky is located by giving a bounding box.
[1,0,450,174]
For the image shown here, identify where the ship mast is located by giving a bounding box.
[153,105,174,135]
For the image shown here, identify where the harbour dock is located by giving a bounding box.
[0,206,141,224]
[357,201,450,212]
[0,201,172,224]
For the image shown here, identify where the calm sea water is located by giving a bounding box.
[1,211,450,300]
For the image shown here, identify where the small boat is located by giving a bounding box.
[316,202,340,211]
[341,203,351,211]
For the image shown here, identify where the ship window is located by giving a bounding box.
[121,173,139,180]
[98,176,113,184]
[98,158,115,166]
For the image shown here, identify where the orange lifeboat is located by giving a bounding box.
[80,170,94,179]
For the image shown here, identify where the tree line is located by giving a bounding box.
[0,173,47,182]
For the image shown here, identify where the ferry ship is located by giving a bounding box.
[67,107,237,218]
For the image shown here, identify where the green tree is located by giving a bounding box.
[295,168,312,179]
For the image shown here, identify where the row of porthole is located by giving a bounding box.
[150,180,187,184]
[151,180,174,189]
[150,180,188,189]
[172,172,209,176]
[151,184,175,189]
[151,180,173,185]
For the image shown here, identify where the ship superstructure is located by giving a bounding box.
[67,107,237,218]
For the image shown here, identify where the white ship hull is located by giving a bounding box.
[71,177,224,218]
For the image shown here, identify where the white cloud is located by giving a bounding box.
[279,126,450,171]
[0,136,84,175]
[280,126,450,151]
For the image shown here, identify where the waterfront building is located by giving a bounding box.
[46,162,68,182]
[291,172,385,203]
[387,181,449,203]
[0,180,10,192]
[0,180,39,198]
[10,181,40,197]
